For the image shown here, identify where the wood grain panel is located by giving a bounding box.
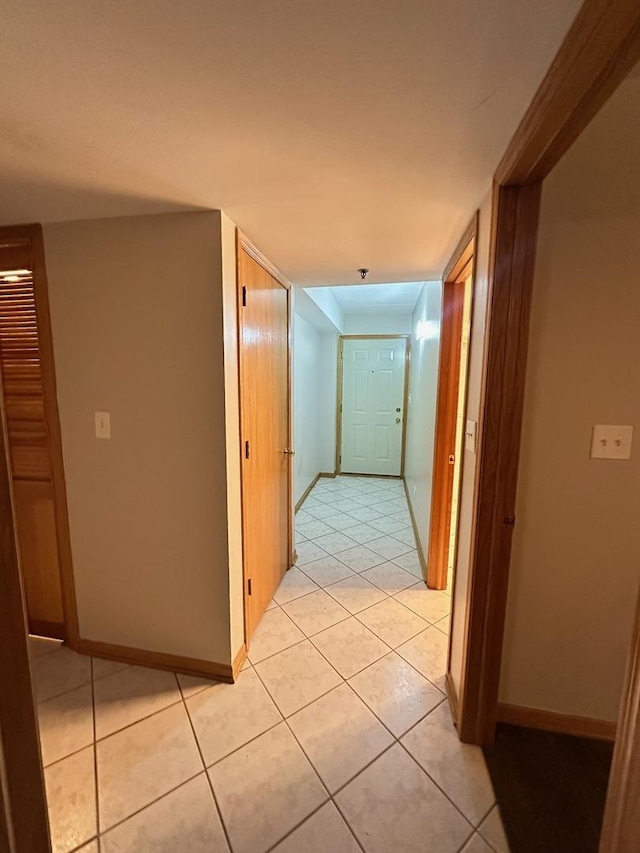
[427,281,465,590]
[237,246,290,643]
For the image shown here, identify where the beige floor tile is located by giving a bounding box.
[312,531,359,555]
[325,574,387,614]
[340,522,386,544]
[255,640,342,717]
[336,744,472,853]
[92,658,130,682]
[357,597,428,648]
[349,653,444,737]
[347,505,385,523]
[435,613,451,635]
[76,841,99,853]
[295,540,329,565]
[247,608,305,664]
[370,516,412,535]
[367,536,413,561]
[29,635,63,659]
[282,589,350,636]
[402,702,495,824]
[288,683,393,793]
[311,617,390,678]
[295,530,308,544]
[299,555,356,587]
[392,549,423,577]
[361,561,417,595]
[32,645,92,703]
[335,544,386,572]
[38,683,94,767]
[272,801,360,852]
[265,598,277,611]
[186,668,281,765]
[44,746,97,853]
[478,805,510,852]
[295,509,315,522]
[460,832,495,852]
[177,671,218,700]
[94,665,182,739]
[395,584,451,623]
[101,774,229,853]
[209,723,327,853]
[394,527,418,546]
[97,702,203,831]
[272,567,319,605]
[320,511,361,530]
[397,627,448,686]
[296,519,336,539]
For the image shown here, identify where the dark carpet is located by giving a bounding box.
[482,723,614,853]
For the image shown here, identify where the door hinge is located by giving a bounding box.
[245,440,250,459]
[247,578,252,596]
[242,285,247,307]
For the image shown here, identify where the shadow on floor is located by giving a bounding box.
[483,723,613,853]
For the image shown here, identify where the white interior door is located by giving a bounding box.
[340,337,407,476]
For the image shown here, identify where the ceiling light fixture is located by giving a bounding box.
[358,268,369,280]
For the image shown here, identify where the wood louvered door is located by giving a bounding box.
[0,226,76,642]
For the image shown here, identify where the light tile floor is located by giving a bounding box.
[32,474,510,852]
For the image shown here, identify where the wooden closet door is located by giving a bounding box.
[238,247,290,642]
[0,228,76,641]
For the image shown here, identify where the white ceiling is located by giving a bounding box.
[0,0,581,284]
[319,282,425,314]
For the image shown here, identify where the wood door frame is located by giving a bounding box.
[335,334,411,478]
[236,231,293,650]
[0,346,51,850]
[455,25,640,850]
[427,214,478,590]
[0,223,79,647]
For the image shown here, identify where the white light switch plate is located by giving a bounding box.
[465,419,477,454]
[590,424,633,460]
[95,411,111,440]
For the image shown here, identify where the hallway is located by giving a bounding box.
[34,476,507,853]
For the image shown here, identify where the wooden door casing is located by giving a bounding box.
[237,245,290,643]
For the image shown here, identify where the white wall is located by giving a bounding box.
[500,75,640,722]
[404,282,442,558]
[44,211,240,666]
[449,190,494,698]
[293,312,337,503]
[343,313,412,335]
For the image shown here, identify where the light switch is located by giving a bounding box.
[95,411,111,440]
[465,420,477,454]
[590,425,633,460]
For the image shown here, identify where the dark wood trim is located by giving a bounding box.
[497,703,617,742]
[0,345,51,851]
[77,638,235,683]
[402,479,427,581]
[295,474,321,512]
[443,214,478,283]
[319,471,337,479]
[28,620,65,642]
[458,181,542,745]
[496,0,640,185]
[600,588,640,852]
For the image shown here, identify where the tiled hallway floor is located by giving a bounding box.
[32,475,509,853]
